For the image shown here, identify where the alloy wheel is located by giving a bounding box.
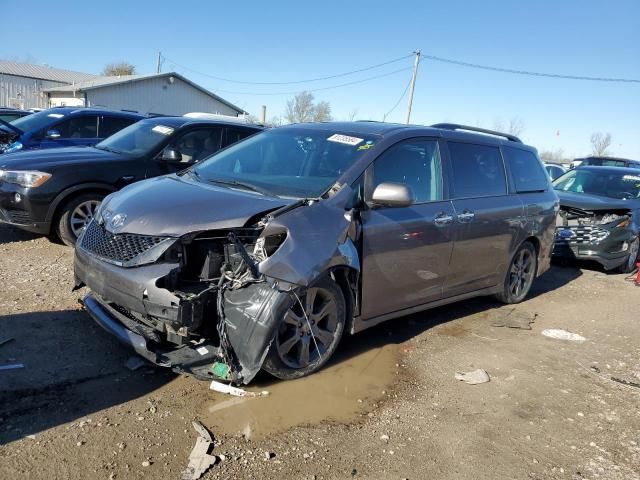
[70,200,100,237]
[627,237,639,272]
[276,286,340,369]
[509,248,535,300]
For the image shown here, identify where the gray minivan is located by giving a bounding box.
[74,122,558,384]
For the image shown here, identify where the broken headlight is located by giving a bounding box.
[254,232,287,259]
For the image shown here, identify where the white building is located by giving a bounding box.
[0,61,245,116]
[44,72,245,116]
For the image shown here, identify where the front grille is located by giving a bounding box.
[555,226,609,245]
[81,220,168,265]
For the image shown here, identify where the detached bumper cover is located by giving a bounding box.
[552,226,634,270]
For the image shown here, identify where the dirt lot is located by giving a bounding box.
[1,223,639,480]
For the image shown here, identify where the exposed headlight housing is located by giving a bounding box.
[4,141,23,154]
[0,169,51,188]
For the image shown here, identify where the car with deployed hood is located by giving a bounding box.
[553,166,640,272]
[74,121,558,384]
[0,107,142,154]
[0,116,261,245]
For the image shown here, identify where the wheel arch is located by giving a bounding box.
[326,265,359,335]
[46,183,117,224]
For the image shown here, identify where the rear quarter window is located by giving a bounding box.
[447,141,507,198]
[503,146,549,193]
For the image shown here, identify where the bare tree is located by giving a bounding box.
[347,109,359,121]
[590,132,612,156]
[268,116,284,127]
[102,61,136,76]
[493,117,524,136]
[539,148,565,163]
[284,91,333,123]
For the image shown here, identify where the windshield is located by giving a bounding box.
[553,169,640,200]
[9,109,66,132]
[95,119,174,156]
[191,128,378,198]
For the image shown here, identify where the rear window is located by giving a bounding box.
[503,146,549,193]
[448,142,506,198]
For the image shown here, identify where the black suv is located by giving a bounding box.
[0,116,261,245]
[75,122,558,384]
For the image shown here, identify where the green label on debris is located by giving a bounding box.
[211,362,231,380]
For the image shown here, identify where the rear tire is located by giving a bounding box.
[55,193,104,246]
[495,241,537,304]
[262,276,346,380]
[617,236,639,274]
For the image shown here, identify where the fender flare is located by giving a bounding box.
[45,182,117,223]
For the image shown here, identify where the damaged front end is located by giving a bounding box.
[75,187,361,384]
[553,206,636,269]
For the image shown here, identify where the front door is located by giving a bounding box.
[361,138,454,320]
[443,141,523,297]
[39,115,100,148]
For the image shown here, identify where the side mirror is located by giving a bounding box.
[46,129,61,139]
[370,182,414,208]
[161,147,182,163]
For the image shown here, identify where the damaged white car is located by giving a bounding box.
[74,122,557,384]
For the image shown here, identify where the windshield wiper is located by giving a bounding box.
[95,145,121,154]
[208,178,277,197]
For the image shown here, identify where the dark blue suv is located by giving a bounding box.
[0,107,143,154]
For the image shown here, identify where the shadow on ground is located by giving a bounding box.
[0,309,173,445]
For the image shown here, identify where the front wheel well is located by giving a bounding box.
[327,266,359,335]
[51,187,112,225]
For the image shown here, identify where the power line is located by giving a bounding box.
[383,73,413,121]
[192,66,413,96]
[421,54,640,83]
[162,53,413,85]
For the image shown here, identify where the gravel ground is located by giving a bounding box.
[1,224,639,480]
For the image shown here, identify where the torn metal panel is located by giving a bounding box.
[258,186,361,287]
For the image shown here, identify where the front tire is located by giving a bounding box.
[55,193,104,246]
[495,241,537,304]
[263,276,346,380]
[617,236,639,274]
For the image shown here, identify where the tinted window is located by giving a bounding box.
[99,116,136,138]
[223,127,257,148]
[448,142,506,198]
[54,115,98,138]
[168,128,224,163]
[503,146,549,192]
[372,139,443,203]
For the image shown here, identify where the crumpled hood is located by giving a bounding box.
[0,146,118,169]
[555,190,640,211]
[103,174,290,237]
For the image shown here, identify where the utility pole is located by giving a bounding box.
[156,51,162,74]
[260,105,267,124]
[405,49,421,124]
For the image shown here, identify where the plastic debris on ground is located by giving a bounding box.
[455,369,491,385]
[182,421,217,480]
[209,380,269,397]
[125,356,147,371]
[491,308,537,330]
[541,329,586,342]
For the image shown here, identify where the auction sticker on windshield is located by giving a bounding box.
[327,134,363,146]
[152,125,174,135]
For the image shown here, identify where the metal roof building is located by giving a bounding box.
[44,72,246,116]
[0,61,98,109]
[0,62,245,116]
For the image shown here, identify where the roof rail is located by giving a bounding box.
[431,123,522,143]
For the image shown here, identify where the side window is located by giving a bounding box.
[167,128,223,163]
[448,142,506,198]
[503,146,549,193]
[99,116,137,138]
[372,139,443,203]
[223,127,256,148]
[54,115,98,138]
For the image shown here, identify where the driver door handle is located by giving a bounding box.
[434,213,454,226]
[457,210,475,222]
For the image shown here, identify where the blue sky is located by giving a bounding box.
[2,0,639,158]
